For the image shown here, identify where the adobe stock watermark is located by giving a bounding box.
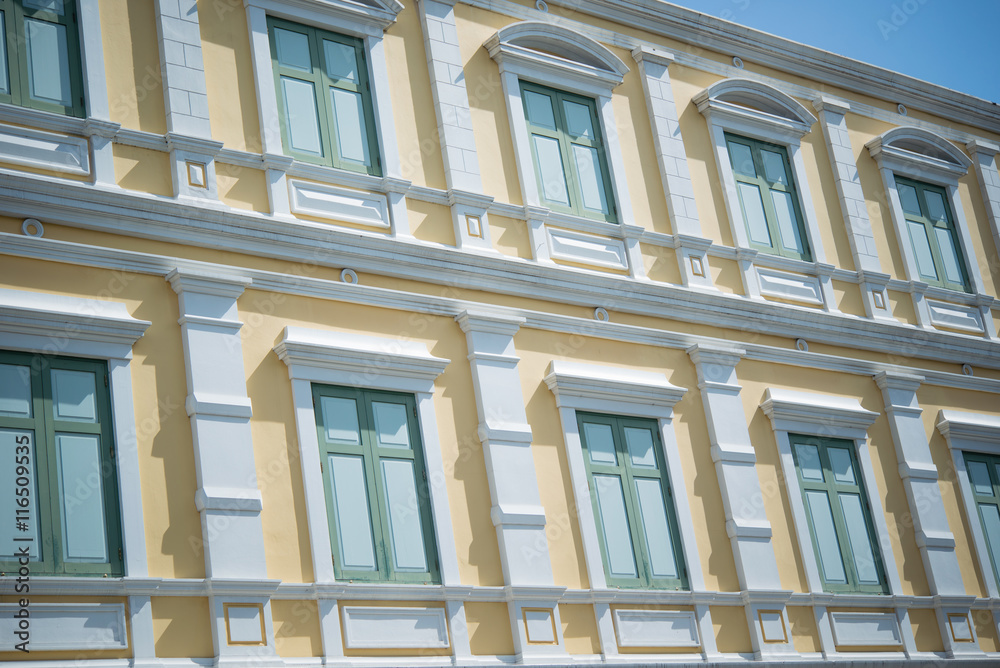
[10,433,34,652]
[877,0,932,40]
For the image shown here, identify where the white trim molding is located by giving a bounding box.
[0,602,128,652]
[694,78,836,311]
[273,325,468,661]
[865,127,994,337]
[485,21,645,278]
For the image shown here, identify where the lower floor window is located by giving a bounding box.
[963,452,1000,585]
[578,412,687,589]
[0,351,123,576]
[313,384,439,583]
[790,434,887,594]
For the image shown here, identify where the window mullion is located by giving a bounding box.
[553,91,583,217]
[359,391,391,580]
[38,360,66,574]
[614,419,651,587]
[309,29,339,170]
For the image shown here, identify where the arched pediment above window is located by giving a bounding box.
[866,126,971,183]
[694,78,816,141]
[485,21,628,95]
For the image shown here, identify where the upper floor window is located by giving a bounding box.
[521,81,616,223]
[578,412,686,589]
[313,383,438,583]
[790,434,887,594]
[0,350,123,577]
[268,17,380,175]
[726,132,810,261]
[894,176,969,292]
[0,0,84,117]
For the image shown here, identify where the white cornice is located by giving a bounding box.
[544,359,685,418]
[938,410,1000,453]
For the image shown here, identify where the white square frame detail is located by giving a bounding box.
[760,388,903,597]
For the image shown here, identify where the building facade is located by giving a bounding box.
[1,0,1000,665]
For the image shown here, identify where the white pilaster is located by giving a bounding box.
[455,310,568,663]
[875,372,981,657]
[167,269,278,665]
[686,343,795,660]
[417,0,495,252]
[967,139,1000,276]
[814,96,894,321]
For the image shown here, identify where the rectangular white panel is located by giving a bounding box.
[583,422,616,465]
[829,611,902,647]
[281,77,322,155]
[331,87,369,165]
[594,474,636,577]
[51,369,97,422]
[329,454,376,570]
[0,121,90,175]
[771,190,804,253]
[546,227,628,270]
[25,18,71,106]
[341,606,449,649]
[623,427,656,469]
[839,493,880,584]
[738,182,772,246]
[372,402,410,449]
[0,364,31,417]
[323,40,357,81]
[805,490,846,584]
[524,609,555,643]
[320,396,360,444]
[274,27,311,71]
[0,603,127,651]
[613,609,700,648]
[907,220,937,280]
[288,179,390,229]
[533,134,569,205]
[934,227,964,284]
[634,478,678,578]
[225,604,264,645]
[926,299,986,334]
[0,429,40,560]
[381,458,427,572]
[56,433,108,562]
[523,90,555,129]
[573,144,608,213]
[756,267,825,306]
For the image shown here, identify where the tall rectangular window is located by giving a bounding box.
[313,384,438,583]
[0,0,84,117]
[726,133,810,261]
[577,412,686,589]
[0,351,123,577]
[790,434,887,594]
[268,17,381,175]
[520,81,616,223]
[963,452,1000,586]
[894,176,969,292]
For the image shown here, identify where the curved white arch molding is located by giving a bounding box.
[866,126,972,184]
[694,77,817,141]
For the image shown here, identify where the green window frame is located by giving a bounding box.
[962,452,1000,587]
[0,351,123,577]
[790,434,887,594]
[577,412,687,589]
[894,176,969,292]
[313,384,439,583]
[520,81,617,223]
[0,0,85,117]
[268,17,381,175]
[725,133,811,261]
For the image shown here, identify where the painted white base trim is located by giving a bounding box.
[0,603,128,651]
[927,298,987,334]
[829,611,903,647]
[612,609,700,648]
[289,178,391,230]
[0,122,90,176]
[341,606,450,649]
[546,226,628,271]
[756,266,825,306]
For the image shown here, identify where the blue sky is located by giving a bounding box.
[664,1,1000,103]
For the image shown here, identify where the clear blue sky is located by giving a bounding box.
[664,1,1000,104]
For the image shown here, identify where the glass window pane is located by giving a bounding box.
[805,490,847,583]
[523,90,556,130]
[969,460,994,496]
[23,0,65,13]
[281,77,323,155]
[737,182,772,247]
[323,39,358,82]
[771,190,805,254]
[320,396,360,444]
[634,478,678,578]
[372,402,410,449]
[623,427,657,469]
[563,100,594,139]
[907,220,938,280]
[329,454,377,570]
[0,364,31,417]
[0,429,41,561]
[56,433,108,562]
[572,144,609,214]
[51,369,97,423]
[274,27,312,72]
[924,189,948,222]
[897,182,921,216]
[381,459,428,572]
[728,141,756,177]
[934,227,964,285]
[760,149,789,185]
[593,474,637,577]
[0,12,8,95]
[794,443,823,482]
[828,447,856,485]
[533,135,570,206]
[980,504,1000,577]
[25,18,71,106]
[840,493,880,584]
[330,87,370,165]
[583,423,616,465]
